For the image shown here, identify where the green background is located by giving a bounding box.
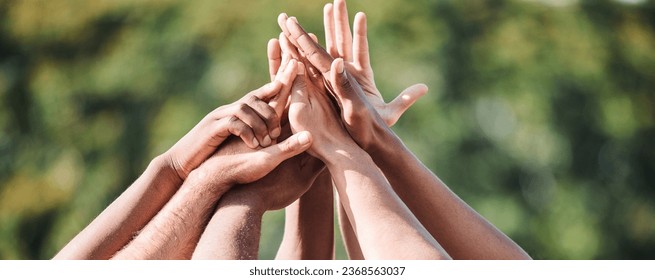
[0,0,653,259]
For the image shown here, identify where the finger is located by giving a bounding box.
[387,84,428,126]
[285,18,334,74]
[267,38,282,82]
[270,59,298,118]
[279,31,302,61]
[329,57,356,102]
[334,0,353,61]
[352,12,370,69]
[244,95,282,140]
[289,61,310,109]
[231,103,273,147]
[213,116,258,149]
[275,51,291,78]
[305,32,327,90]
[323,3,338,57]
[249,80,282,101]
[277,13,297,46]
[306,64,324,90]
[254,131,313,169]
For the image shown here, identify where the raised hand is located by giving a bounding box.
[288,61,357,160]
[286,58,449,260]
[323,0,427,126]
[279,14,422,149]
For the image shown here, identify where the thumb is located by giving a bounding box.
[386,83,428,126]
[250,80,283,101]
[254,131,313,168]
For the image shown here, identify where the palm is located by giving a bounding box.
[344,61,402,127]
[326,2,426,127]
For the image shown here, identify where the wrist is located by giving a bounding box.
[150,154,184,188]
[184,166,232,197]
[322,145,370,169]
[366,124,402,159]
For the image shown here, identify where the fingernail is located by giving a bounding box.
[290,17,298,23]
[335,58,345,74]
[252,137,259,147]
[271,127,281,138]
[298,131,310,145]
[262,135,272,146]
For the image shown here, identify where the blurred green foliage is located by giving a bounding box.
[0,0,654,260]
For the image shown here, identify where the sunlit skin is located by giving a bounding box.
[193,40,338,259]
[280,0,531,259]
[274,5,428,258]
[56,0,530,261]
[268,37,336,260]
[288,60,450,259]
[55,61,310,259]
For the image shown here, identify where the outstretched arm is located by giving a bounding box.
[288,63,449,259]
[282,9,530,259]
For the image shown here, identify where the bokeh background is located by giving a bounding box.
[0,0,654,260]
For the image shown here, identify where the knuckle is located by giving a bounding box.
[246,94,260,104]
[237,102,250,112]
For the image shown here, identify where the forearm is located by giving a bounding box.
[324,147,449,259]
[276,170,334,260]
[54,155,182,260]
[369,129,531,259]
[192,190,265,260]
[337,197,364,260]
[112,170,228,259]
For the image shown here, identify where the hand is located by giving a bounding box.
[279,12,425,149]
[223,125,325,212]
[288,62,356,161]
[323,0,427,126]
[161,61,298,181]
[183,129,314,193]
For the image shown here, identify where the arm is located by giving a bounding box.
[53,82,289,260]
[192,128,325,259]
[282,12,531,259]
[190,189,265,260]
[337,196,364,260]
[275,170,335,260]
[287,65,449,259]
[324,145,447,259]
[113,130,313,259]
[53,156,181,260]
[267,38,336,261]
[55,54,300,259]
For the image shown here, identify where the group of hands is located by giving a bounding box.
[55,0,531,260]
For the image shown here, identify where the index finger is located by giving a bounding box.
[285,18,334,74]
[267,38,282,82]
